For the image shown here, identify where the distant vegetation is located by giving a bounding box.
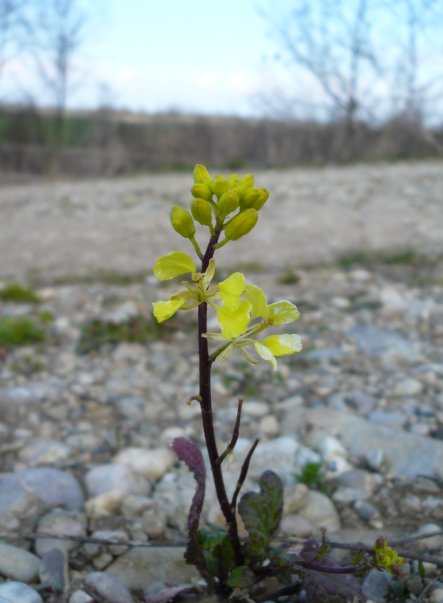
[0,106,442,177]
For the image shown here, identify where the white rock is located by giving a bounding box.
[113,447,175,480]
[85,490,124,517]
[259,415,280,437]
[284,483,309,514]
[69,591,92,603]
[85,464,150,497]
[431,589,443,603]
[392,378,423,397]
[242,401,269,417]
[298,490,341,532]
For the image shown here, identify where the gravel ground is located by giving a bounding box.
[0,161,443,602]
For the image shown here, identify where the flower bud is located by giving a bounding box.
[193,164,211,184]
[240,187,269,210]
[170,205,195,239]
[218,190,239,216]
[238,173,254,190]
[224,208,258,241]
[239,188,260,210]
[191,183,213,201]
[210,175,229,197]
[191,198,212,226]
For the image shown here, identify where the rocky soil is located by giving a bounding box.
[0,161,443,602]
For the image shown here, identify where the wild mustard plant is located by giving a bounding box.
[151,165,406,601]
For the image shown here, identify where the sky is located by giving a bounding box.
[2,0,277,117]
[1,0,442,121]
[90,0,275,116]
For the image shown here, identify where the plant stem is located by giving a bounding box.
[198,230,244,567]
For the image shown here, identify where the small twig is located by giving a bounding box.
[0,532,186,549]
[325,539,443,569]
[216,399,243,466]
[231,438,260,510]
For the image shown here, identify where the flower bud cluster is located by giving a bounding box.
[168,164,269,247]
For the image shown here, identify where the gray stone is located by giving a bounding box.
[431,589,443,603]
[0,381,62,420]
[0,582,43,603]
[297,490,341,532]
[84,463,150,497]
[334,469,379,493]
[39,548,67,591]
[0,543,40,582]
[369,410,407,428]
[0,468,84,516]
[348,324,419,360]
[69,591,93,603]
[362,568,392,602]
[18,439,70,466]
[107,547,198,590]
[84,571,133,603]
[284,406,443,479]
[36,509,86,556]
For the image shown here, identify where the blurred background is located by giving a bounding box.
[1,0,443,177]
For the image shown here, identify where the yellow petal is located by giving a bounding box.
[152,299,184,323]
[203,258,216,289]
[217,300,251,339]
[153,251,196,281]
[261,334,302,356]
[244,285,268,320]
[218,272,245,310]
[254,341,277,370]
[267,301,300,325]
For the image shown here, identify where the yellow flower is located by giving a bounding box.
[152,253,216,324]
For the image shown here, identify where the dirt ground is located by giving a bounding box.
[1,160,442,282]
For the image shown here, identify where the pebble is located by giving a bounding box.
[69,591,93,603]
[112,447,175,480]
[36,509,86,556]
[431,589,443,603]
[39,547,68,591]
[85,490,125,517]
[84,464,150,497]
[0,542,40,582]
[362,568,392,601]
[0,582,43,603]
[107,547,198,590]
[84,571,134,603]
[297,490,341,532]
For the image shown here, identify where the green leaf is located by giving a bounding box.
[238,470,284,564]
[227,565,256,588]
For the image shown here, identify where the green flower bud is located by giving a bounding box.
[170,205,195,239]
[239,188,260,210]
[224,208,258,241]
[218,190,239,216]
[252,188,269,210]
[228,173,240,186]
[191,183,213,201]
[193,164,211,184]
[210,175,230,197]
[238,173,254,190]
[240,187,269,210]
[191,198,212,226]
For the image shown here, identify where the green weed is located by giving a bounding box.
[77,315,167,354]
[0,316,46,347]
[0,282,40,304]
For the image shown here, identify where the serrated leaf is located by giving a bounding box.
[172,438,209,583]
[238,470,283,563]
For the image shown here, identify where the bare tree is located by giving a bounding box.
[29,0,90,143]
[0,0,28,91]
[260,0,380,127]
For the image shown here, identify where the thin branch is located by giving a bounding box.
[216,399,243,466]
[231,438,260,510]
